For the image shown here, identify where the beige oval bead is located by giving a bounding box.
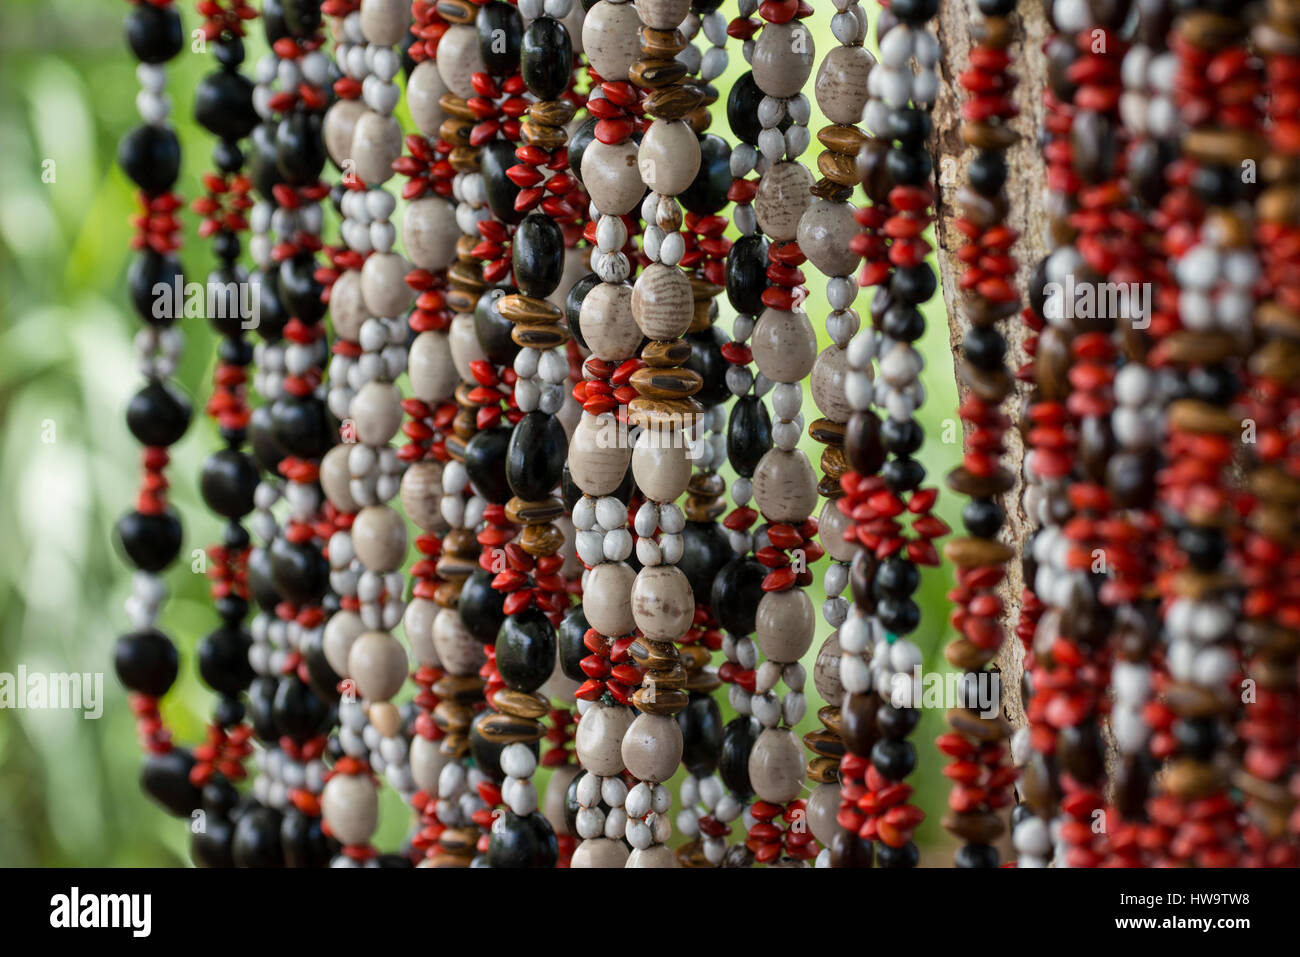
[755,587,815,662]
[634,0,689,29]
[435,24,484,99]
[632,262,693,341]
[403,196,459,272]
[368,700,402,738]
[323,609,366,677]
[637,120,701,196]
[621,712,683,783]
[402,595,441,668]
[631,564,694,642]
[568,413,632,497]
[574,701,634,776]
[330,268,371,343]
[807,780,844,846]
[407,59,449,136]
[798,198,862,278]
[351,110,402,186]
[433,607,486,676]
[583,1,642,81]
[752,308,817,383]
[752,22,816,99]
[632,427,692,502]
[321,772,379,845]
[320,443,359,513]
[544,764,582,835]
[410,734,452,794]
[351,379,403,445]
[811,343,852,423]
[409,329,458,404]
[400,460,447,533]
[449,312,486,382]
[755,161,813,241]
[748,727,805,804]
[583,561,637,637]
[815,44,874,125]
[753,448,818,522]
[581,139,645,216]
[360,251,413,317]
[324,98,366,167]
[813,633,844,706]
[571,836,630,868]
[352,505,407,572]
[817,496,857,563]
[579,281,641,361]
[359,0,411,46]
[626,845,678,868]
[348,629,409,701]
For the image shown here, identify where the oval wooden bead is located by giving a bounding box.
[580,281,642,361]
[637,119,701,196]
[817,497,857,563]
[752,448,818,522]
[631,564,694,641]
[754,161,813,241]
[402,596,440,668]
[815,44,874,125]
[435,24,485,100]
[756,587,815,662]
[360,251,413,318]
[324,98,365,167]
[621,711,684,782]
[748,727,805,804]
[632,426,692,501]
[351,110,402,186]
[352,505,407,573]
[632,263,693,340]
[404,196,459,272]
[752,308,817,383]
[359,0,411,46]
[400,460,447,532]
[409,329,458,404]
[330,268,371,343]
[449,313,487,383]
[321,772,379,845]
[407,59,449,136]
[320,443,359,513]
[583,561,638,637]
[752,22,816,99]
[568,413,632,497]
[582,138,646,215]
[351,379,403,445]
[811,344,852,423]
[797,198,862,278]
[574,701,634,776]
[348,629,409,701]
[583,1,643,82]
[433,606,486,676]
[323,608,365,678]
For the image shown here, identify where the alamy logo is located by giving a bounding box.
[0,667,103,718]
[49,887,151,937]
[1043,274,1152,328]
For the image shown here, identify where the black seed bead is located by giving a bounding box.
[481,140,526,225]
[512,214,566,299]
[114,629,180,697]
[882,303,925,342]
[119,123,182,193]
[213,231,242,264]
[877,840,920,868]
[1179,525,1227,572]
[726,233,770,315]
[246,545,281,612]
[497,608,557,693]
[874,556,920,597]
[281,806,334,868]
[726,71,766,146]
[719,715,760,799]
[465,425,513,504]
[876,596,920,634]
[249,121,284,198]
[847,410,887,474]
[247,675,279,740]
[686,326,729,406]
[1191,163,1238,206]
[968,149,1007,196]
[508,411,566,500]
[116,508,183,573]
[1175,716,1220,762]
[214,36,246,69]
[712,557,766,636]
[557,605,590,682]
[521,16,572,100]
[478,1,524,75]
[201,448,259,519]
[678,691,723,777]
[460,567,507,643]
[1188,364,1238,406]
[963,497,1004,538]
[198,625,255,695]
[564,271,599,350]
[870,737,917,779]
[955,843,1000,867]
[272,673,331,740]
[248,403,287,476]
[195,70,259,142]
[250,267,288,339]
[281,0,323,37]
[890,0,939,21]
[301,625,343,703]
[882,455,925,493]
[568,118,598,189]
[474,286,522,365]
[891,263,937,305]
[887,107,932,146]
[680,132,732,215]
[262,0,288,45]
[881,417,922,457]
[886,145,931,188]
[268,534,329,605]
[127,379,192,447]
[964,325,1006,370]
[727,395,772,478]
[231,805,285,868]
[678,520,732,604]
[125,3,184,63]
[487,809,557,868]
[270,394,332,459]
[876,701,920,737]
[141,748,203,817]
[218,334,254,368]
[278,251,327,323]
[275,111,326,186]
[561,460,582,513]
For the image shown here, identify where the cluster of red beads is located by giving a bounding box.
[838,476,945,567]
[837,752,924,852]
[131,192,183,255]
[195,0,257,42]
[746,798,815,864]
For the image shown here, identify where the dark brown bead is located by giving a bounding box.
[840,691,879,756]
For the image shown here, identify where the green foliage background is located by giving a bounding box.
[0,0,962,866]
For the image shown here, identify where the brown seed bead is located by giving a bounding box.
[491,688,550,720]
[644,84,705,120]
[754,161,814,241]
[478,712,546,744]
[628,365,702,399]
[520,521,565,557]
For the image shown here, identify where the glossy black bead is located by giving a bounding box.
[262,0,289,46]
[487,809,557,868]
[847,410,887,474]
[248,403,287,477]
[955,843,1000,867]
[686,326,729,406]
[128,250,184,326]
[1179,525,1227,572]
[520,16,572,99]
[886,145,931,187]
[201,448,258,519]
[557,605,590,682]
[1191,163,1239,206]
[250,266,288,338]
[114,629,179,697]
[478,1,524,75]
[248,121,284,198]
[125,3,183,63]
[195,70,258,141]
[678,521,732,604]
[275,111,326,186]
[891,263,937,305]
[678,691,723,777]
[140,748,202,817]
[874,557,920,598]
[1188,364,1238,406]
[512,214,566,299]
[876,597,920,635]
[459,568,507,643]
[887,107,931,146]
[127,379,192,447]
[232,806,285,868]
[480,140,526,225]
[963,497,1004,538]
[1175,717,1221,762]
[877,840,920,868]
[116,508,183,573]
[870,737,917,780]
[568,118,598,189]
[564,271,599,350]
[204,264,252,337]
[268,534,329,605]
[726,233,769,315]
[890,0,938,21]
[508,411,566,500]
[198,625,254,696]
[876,701,920,737]
[278,252,327,323]
[681,132,732,215]
[214,694,245,728]
[964,325,1006,371]
[465,425,513,504]
[728,71,779,146]
[298,626,342,703]
[497,608,556,694]
[968,149,1007,196]
[119,123,181,194]
[718,715,760,799]
[711,558,766,636]
[270,394,332,459]
[882,455,925,493]
[191,812,236,868]
[247,676,279,740]
[272,673,331,741]
[281,806,334,868]
[727,395,772,478]
[882,303,925,342]
[281,0,323,37]
[474,286,521,365]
